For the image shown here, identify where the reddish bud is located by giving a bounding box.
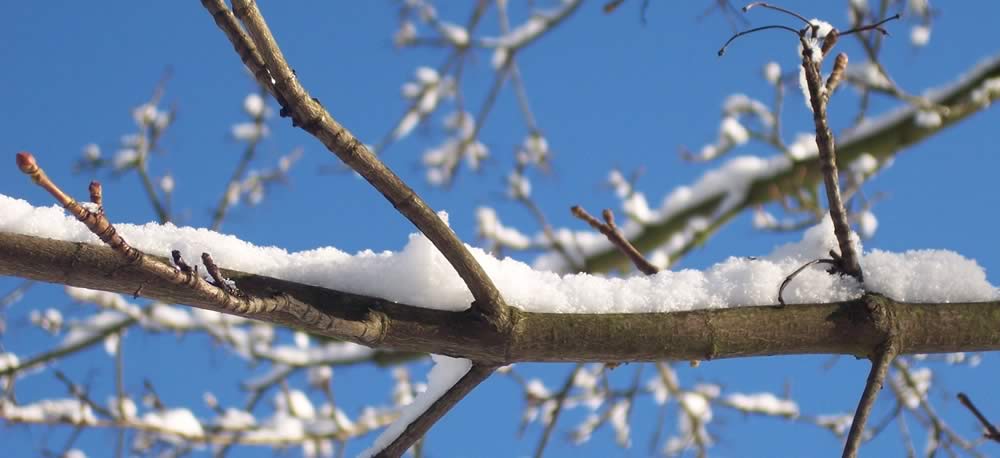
[89,181,103,205]
[15,151,37,173]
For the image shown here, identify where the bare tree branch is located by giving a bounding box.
[374,364,496,457]
[958,393,1000,443]
[578,54,1000,273]
[843,340,898,457]
[571,206,659,275]
[800,47,863,281]
[200,0,511,329]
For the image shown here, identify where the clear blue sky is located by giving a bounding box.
[1,1,998,457]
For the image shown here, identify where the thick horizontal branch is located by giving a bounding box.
[583,54,1000,272]
[2,232,999,363]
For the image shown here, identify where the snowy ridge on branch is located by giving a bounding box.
[0,194,996,313]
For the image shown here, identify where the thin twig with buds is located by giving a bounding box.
[571,206,659,275]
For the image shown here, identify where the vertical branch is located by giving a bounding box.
[800,48,863,282]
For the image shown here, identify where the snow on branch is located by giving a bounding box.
[536,53,1000,274]
[2,194,996,315]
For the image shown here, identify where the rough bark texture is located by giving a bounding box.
[3,232,998,366]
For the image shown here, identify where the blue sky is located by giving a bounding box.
[1,1,998,457]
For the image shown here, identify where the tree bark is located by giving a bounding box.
[2,231,998,367]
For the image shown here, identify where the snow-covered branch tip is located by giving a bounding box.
[15,152,272,315]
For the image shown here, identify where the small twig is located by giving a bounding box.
[374,364,496,457]
[843,340,898,458]
[777,257,837,306]
[171,250,194,275]
[718,24,801,56]
[88,181,103,209]
[210,86,268,231]
[202,252,242,297]
[533,364,584,458]
[957,393,1000,442]
[571,206,659,275]
[16,152,281,316]
[743,2,811,24]
[824,53,849,102]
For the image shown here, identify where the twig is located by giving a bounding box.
[571,206,658,275]
[824,53,849,102]
[374,364,496,457]
[533,364,584,458]
[777,257,837,305]
[897,409,917,458]
[202,252,242,297]
[16,152,285,316]
[800,45,864,282]
[892,360,985,457]
[206,0,509,328]
[579,53,1000,273]
[957,393,1000,442]
[842,340,897,458]
[210,86,268,231]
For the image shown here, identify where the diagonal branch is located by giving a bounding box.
[571,206,658,275]
[371,364,496,457]
[842,340,897,457]
[957,393,1000,443]
[201,0,509,329]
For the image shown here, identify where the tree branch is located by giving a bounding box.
[2,232,999,366]
[801,48,863,281]
[957,393,1000,443]
[842,292,901,457]
[373,364,496,457]
[202,0,510,328]
[842,340,897,457]
[577,54,1000,273]
[571,206,658,275]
